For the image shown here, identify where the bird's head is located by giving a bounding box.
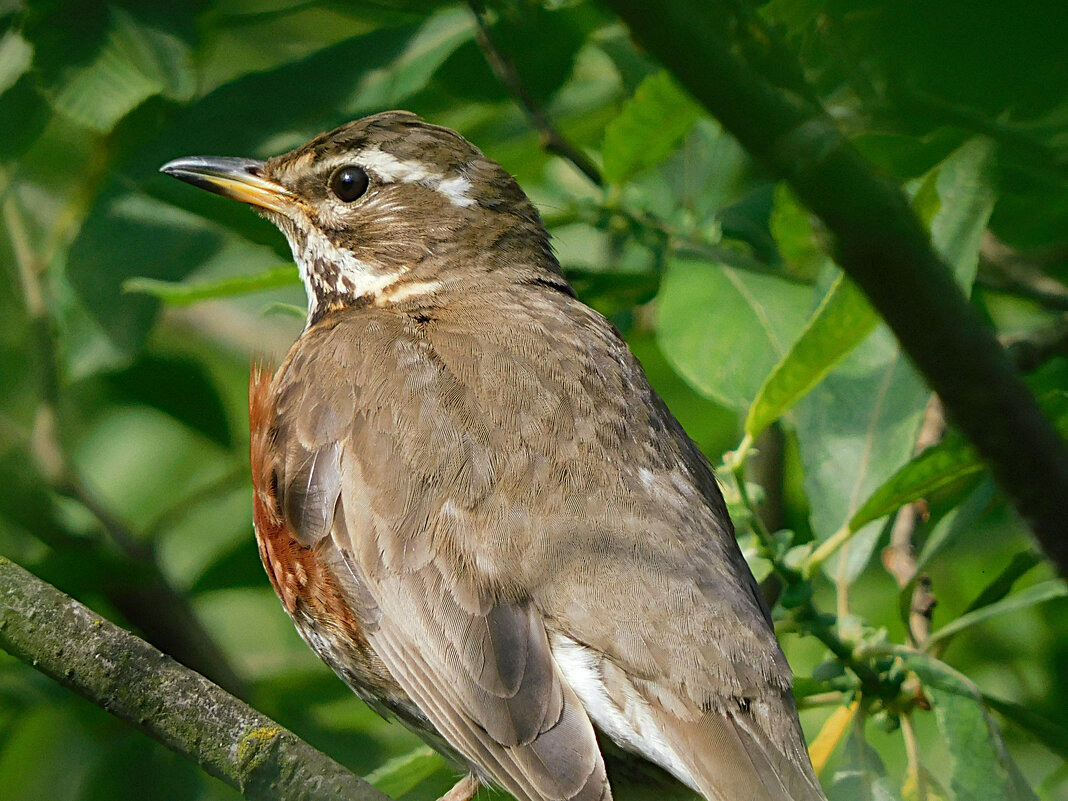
[162,111,565,323]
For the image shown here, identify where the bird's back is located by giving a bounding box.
[264,283,824,800]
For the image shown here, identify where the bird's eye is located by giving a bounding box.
[329,166,369,203]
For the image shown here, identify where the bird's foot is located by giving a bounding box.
[437,772,481,801]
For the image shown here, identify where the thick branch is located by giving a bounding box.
[0,556,390,801]
[605,0,1068,574]
[4,184,245,696]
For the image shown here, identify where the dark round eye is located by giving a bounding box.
[329,166,369,202]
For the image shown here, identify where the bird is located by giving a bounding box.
[161,111,827,801]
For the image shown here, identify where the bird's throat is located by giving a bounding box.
[288,224,409,324]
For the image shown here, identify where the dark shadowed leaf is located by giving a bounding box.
[104,353,233,448]
[189,537,264,594]
[49,7,193,133]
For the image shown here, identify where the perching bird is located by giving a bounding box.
[161,111,826,801]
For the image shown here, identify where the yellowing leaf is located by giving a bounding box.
[809,701,859,776]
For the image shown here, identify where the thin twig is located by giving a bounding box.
[467,0,604,187]
[881,396,945,645]
[979,232,1068,312]
[1000,316,1068,372]
[900,713,929,801]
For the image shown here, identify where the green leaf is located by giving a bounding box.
[124,266,299,306]
[745,273,877,440]
[261,302,307,319]
[981,694,1068,762]
[907,656,1039,801]
[926,580,1067,646]
[656,256,812,410]
[769,183,824,279]
[50,7,193,133]
[797,324,929,582]
[848,431,983,531]
[828,716,900,801]
[196,6,415,94]
[342,6,476,116]
[961,550,1045,614]
[104,353,233,447]
[602,70,703,184]
[795,138,996,580]
[0,29,33,99]
[927,138,997,288]
[363,745,446,797]
[914,478,997,572]
[66,189,274,358]
[854,391,1068,532]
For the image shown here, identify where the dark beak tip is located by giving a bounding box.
[158,155,266,178]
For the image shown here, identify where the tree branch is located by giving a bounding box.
[0,555,391,801]
[605,0,1068,575]
[3,183,246,696]
[468,0,604,187]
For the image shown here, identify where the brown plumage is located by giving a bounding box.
[164,111,827,801]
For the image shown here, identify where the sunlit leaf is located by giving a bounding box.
[927,580,1067,646]
[363,745,447,797]
[124,266,299,306]
[769,182,824,279]
[796,138,995,580]
[602,70,702,184]
[853,391,1068,532]
[848,431,982,531]
[809,701,857,776]
[746,273,877,440]
[0,29,33,99]
[656,256,811,410]
[50,7,193,133]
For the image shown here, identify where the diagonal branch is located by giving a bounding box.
[468,0,604,187]
[3,181,245,697]
[0,555,391,801]
[605,0,1068,575]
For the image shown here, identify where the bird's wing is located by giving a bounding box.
[420,297,827,800]
[261,339,610,801]
[332,472,610,801]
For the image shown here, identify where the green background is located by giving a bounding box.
[1,1,1066,799]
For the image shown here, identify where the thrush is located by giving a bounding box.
[161,111,826,801]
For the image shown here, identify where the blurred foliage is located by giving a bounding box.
[1,1,1066,800]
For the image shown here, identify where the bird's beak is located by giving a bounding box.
[160,156,293,214]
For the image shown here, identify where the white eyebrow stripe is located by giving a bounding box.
[355,147,431,183]
[436,175,475,207]
[319,148,474,208]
